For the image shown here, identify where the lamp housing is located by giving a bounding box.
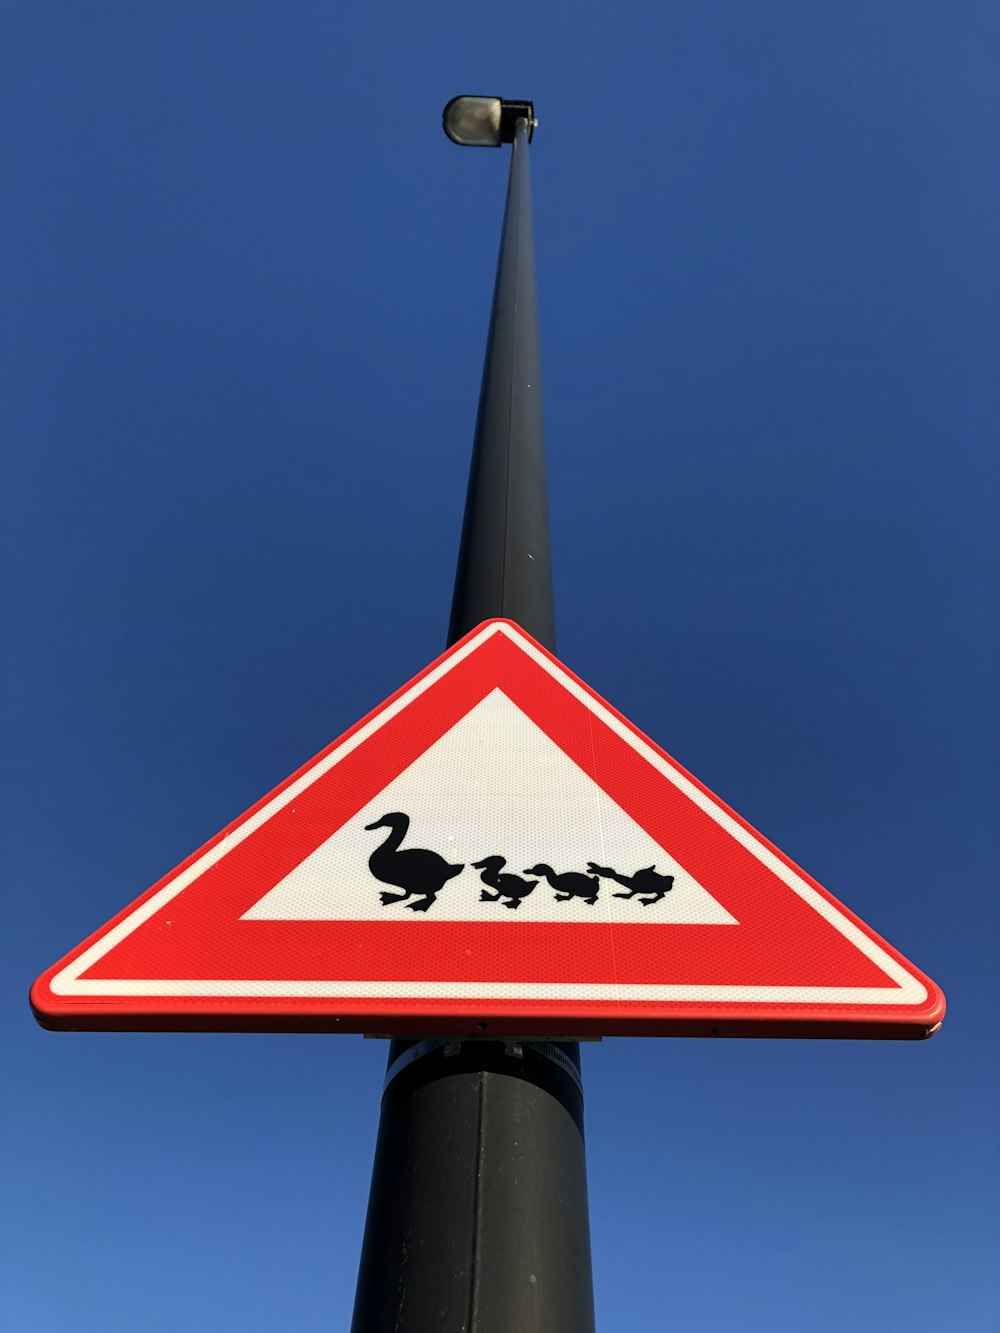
[443,95,536,147]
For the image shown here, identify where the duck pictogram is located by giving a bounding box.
[364,812,464,912]
[587,861,675,906]
[523,863,601,906]
[471,856,539,910]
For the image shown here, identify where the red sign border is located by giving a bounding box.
[30,621,945,1039]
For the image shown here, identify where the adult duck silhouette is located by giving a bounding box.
[364,812,464,913]
[587,861,675,907]
[472,856,538,910]
[523,863,601,906]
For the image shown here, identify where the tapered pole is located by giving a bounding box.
[447,117,555,650]
[351,119,596,1333]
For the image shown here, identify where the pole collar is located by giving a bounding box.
[382,1036,584,1098]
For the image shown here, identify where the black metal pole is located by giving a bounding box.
[447,116,555,650]
[351,119,596,1332]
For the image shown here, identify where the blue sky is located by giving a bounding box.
[3,2,997,1329]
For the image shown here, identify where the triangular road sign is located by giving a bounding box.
[31,621,944,1038]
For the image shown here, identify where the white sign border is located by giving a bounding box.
[51,624,926,1008]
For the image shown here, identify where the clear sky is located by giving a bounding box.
[3,2,997,1329]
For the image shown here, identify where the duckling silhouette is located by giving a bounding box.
[523,863,601,907]
[472,856,538,910]
[587,861,675,907]
[364,812,464,913]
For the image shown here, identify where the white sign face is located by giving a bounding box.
[244,689,737,925]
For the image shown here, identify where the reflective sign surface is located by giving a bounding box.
[31,621,945,1038]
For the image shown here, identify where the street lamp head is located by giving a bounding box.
[442,95,536,147]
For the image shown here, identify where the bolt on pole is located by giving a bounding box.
[350,115,596,1333]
